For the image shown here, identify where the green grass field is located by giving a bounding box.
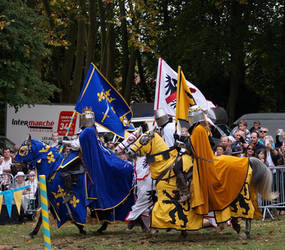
[0,216,285,249]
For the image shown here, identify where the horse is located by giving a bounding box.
[14,128,134,238]
[14,135,88,237]
[124,129,277,239]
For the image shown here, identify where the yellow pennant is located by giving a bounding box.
[0,195,3,214]
[176,66,196,121]
[14,190,24,215]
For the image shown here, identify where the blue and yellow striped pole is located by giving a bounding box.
[39,175,51,250]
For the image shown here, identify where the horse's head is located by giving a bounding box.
[114,127,143,154]
[14,134,47,164]
[129,129,168,157]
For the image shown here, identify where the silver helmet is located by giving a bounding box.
[80,107,95,128]
[188,105,205,127]
[155,108,169,127]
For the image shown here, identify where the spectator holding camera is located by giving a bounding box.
[230,130,248,154]
[278,145,285,165]
[275,129,285,149]
[264,135,281,169]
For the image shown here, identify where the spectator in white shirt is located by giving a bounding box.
[0,148,12,174]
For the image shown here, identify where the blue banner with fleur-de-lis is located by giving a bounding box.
[74,63,133,137]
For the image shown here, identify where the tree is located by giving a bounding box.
[0,0,58,108]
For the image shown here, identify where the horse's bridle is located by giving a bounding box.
[17,141,32,165]
[131,130,155,157]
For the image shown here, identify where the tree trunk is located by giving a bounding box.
[105,2,115,83]
[42,0,54,28]
[70,1,87,103]
[278,0,285,111]
[119,0,129,94]
[59,22,77,103]
[85,0,98,75]
[136,50,152,102]
[98,0,107,74]
[227,2,245,123]
[124,48,136,103]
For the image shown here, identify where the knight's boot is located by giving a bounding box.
[63,174,73,204]
[176,173,190,203]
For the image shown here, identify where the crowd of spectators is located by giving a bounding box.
[214,120,285,167]
[0,146,38,221]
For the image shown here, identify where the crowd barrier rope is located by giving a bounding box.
[260,165,285,220]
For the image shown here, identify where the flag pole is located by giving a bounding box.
[175,66,181,135]
[59,110,77,153]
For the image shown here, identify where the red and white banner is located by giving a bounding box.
[154,58,215,117]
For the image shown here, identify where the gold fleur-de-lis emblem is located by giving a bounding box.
[39,145,50,153]
[97,91,105,102]
[52,186,66,199]
[69,195,80,208]
[47,151,56,164]
[105,89,116,103]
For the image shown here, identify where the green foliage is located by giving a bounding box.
[155,0,285,117]
[0,0,58,109]
[1,0,285,118]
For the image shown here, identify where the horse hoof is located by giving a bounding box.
[150,229,159,237]
[180,231,187,238]
[125,228,134,233]
[239,232,248,240]
[142,227,151,233]
[80,230,87,235]
[218,223,226,232]
[27,234,34,239]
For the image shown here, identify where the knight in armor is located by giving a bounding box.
[155,108,190,203]
[60,107,95,204]
[155,108,176,148]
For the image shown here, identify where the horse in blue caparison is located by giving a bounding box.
[14,126,134,238]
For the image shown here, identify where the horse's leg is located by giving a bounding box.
[97,221,109,233]
[137,216,150,233]
[29,213,42,238]
[218,222,226,232]
[180,230,187,238]
[231,217,241,234]
[245,219,251,238]
[73,222,87,235]
[126,220,136,232]
[239,219,251,240]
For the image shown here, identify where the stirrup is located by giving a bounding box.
[63,192,73,204]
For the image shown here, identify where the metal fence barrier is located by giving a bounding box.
[0,172,40,218]
[260,165,285,220]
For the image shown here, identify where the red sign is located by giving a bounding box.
[57,111,77,136]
